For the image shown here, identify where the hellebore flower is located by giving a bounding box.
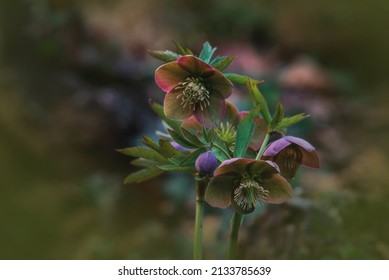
[155,55,233,127]
[205,158,292,214]
[182,102,267,152]
[262,136,320,179]
[195,151,218,175]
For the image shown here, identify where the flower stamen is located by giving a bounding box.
[233,179,269,211]
[176,77,210,111]
[216,122,236,147]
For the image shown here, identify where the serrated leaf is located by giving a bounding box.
[147,50,181,62]
[181,127,206,147]
[210,55,235,71]
[173,41,193,55]
[224,73,264,85]
[247,78,272,125]
[179,148,207,167]
[124,167,164,184]
[211,146,230,162]
[159,139,182,158]
[168,128,198,149]
[141,135,161,152]
[234,106,261,158]
[157,164,195,172]
[117,147,168,163]
[270,103,285,129]
[199,41,217,64]
[274,113,310,130]
[149,99,182,133]
[130,158,158,167]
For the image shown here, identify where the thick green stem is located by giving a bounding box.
[255,133,270,160]
[193,179,207,260]
[227,211,243,259]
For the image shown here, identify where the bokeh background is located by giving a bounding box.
[1,0,389,259]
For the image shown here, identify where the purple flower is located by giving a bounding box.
[195,151,218,175]
[263,136,320,179]
[170,141,189,152]
[205,158,292,214]
[155,55,233,128]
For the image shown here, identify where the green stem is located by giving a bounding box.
[255,132,270,160]
[227,211,243,259]
[193,179,207,260]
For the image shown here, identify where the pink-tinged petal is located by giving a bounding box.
[284,136,316,152]
[181,116,202,137]
[224,101,240,126]
[164,91,193,120]
[249,117,268,151]
[301,149,320,168]
[215,158,255,176]
[194,95,225,128]
[155,61,190,92]
[263,174,293,204]
[247,160,279,177]
[207,70,233,99]
[205,175,236,208]
[177,55,215,77]
[265,160,280,173]
[262,138,292,157]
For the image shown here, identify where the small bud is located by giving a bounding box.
[195,151,218,175]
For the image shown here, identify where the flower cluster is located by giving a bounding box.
[119,42,320,259]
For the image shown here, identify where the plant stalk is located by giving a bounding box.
[255,132,270,160]
[193,179,207,259]
[227,211,243,259]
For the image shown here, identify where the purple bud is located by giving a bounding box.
[170,142,189,152]
[195,151,218,175]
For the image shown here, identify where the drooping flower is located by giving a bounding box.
[262,136,319,179]
[182,102,267,152]
[205,158,292,214]
[155,55,233,127]
[195,151,218,175]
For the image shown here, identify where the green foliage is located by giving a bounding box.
[117,147,169,163]
[273,113,310,131]
[147,50,181,62]
[210,56,236,71]
[246,78,272,125]
[124,167,164,184]
[233,105,261,158]
[198,41,217,64]
[173,41,193,55]
[270,103,285,129]
[225,73,264,85]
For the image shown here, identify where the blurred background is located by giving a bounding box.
[1,0,388,259]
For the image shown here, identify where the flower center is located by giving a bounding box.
[233,178,269,212]
[176,77,210,111]
[216,122,236,147]
[279,145,302,169]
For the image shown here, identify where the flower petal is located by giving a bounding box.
[164,91,193,120]
[207,70,233,99]
[205,175,236,208]
[181,116,202,136]
[177,55,214,77]
[194,95,225,128]
[247,160,279,178]
[262,138,292,157]
[224,101,240,126]
[155,61,190,92]
[284,136,316,152]
[300,149,320,168]
[214,158,254,176]
[263,174,293,204]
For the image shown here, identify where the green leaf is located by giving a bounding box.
[224,73,264,85]
[149,99,182,133]
[179,148,207,167]
[124,167,164,184]
[210,55,235,71]
[173,41,193,55]
[130,158,158,167]
[157,164,195,172]
[159,139,182,158]
[247,78,272,125]
[270,103,285,129]
[233,105,261,158]
[274,113,310,130]
[211,146,230,162]
[117,147,168,163]
[147,50,181,62]
[198,41,217,64]
[141,135,161,152]
[168,128,198,149]
[181,127,206,147]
